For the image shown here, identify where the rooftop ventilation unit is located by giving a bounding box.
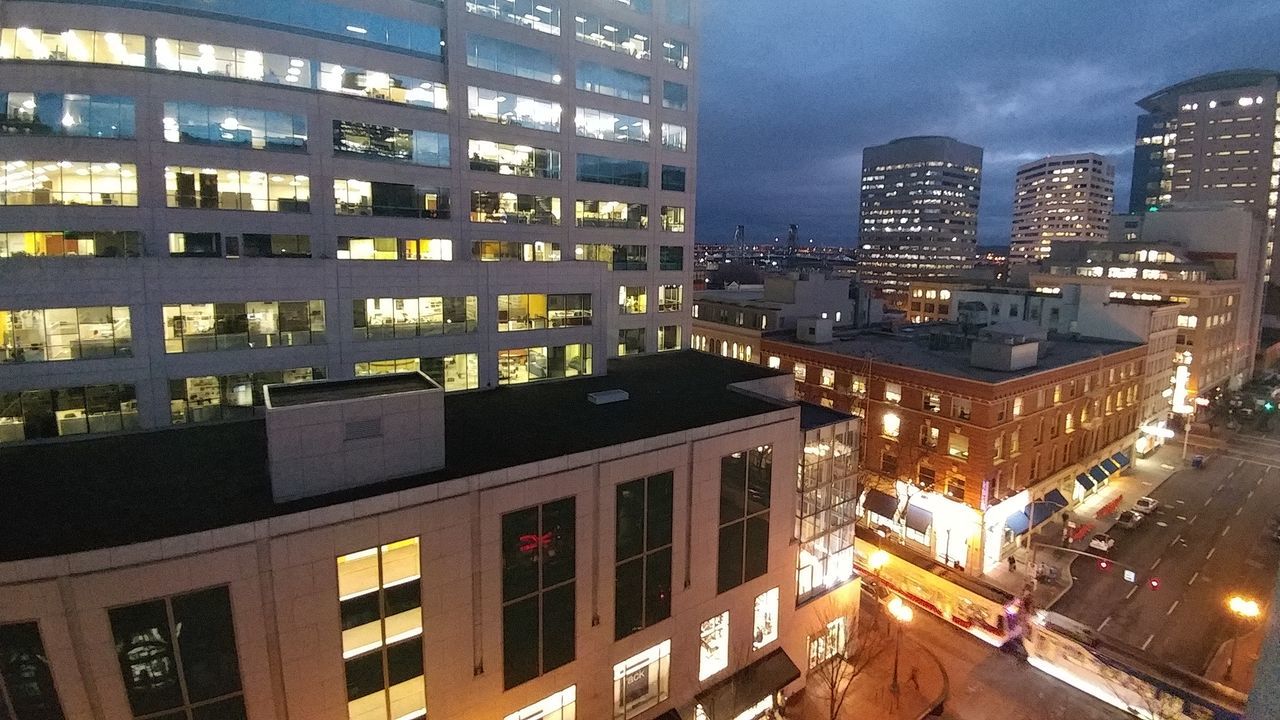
[588,389,630,405]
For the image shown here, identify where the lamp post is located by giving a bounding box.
[887,596,914,696]
[1225,595,1262,682]
[869,549,889,580]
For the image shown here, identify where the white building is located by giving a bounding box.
[0,0,696,442]
[1008,152,1114,265]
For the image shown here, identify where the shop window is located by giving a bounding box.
[657,325,680,352]
[467,34,560,84]
[577,61,650,103]
[0,621,65,720]
[354,296,478,338]
[169,367,323,424]
[612,641,670,719]
[662,38,689,69]
[615,472,674,639]
[502,498,576,688]
[0,230,140,258]
[577,154,649,188]
[4,91,134,138]
[338,237,452,261]
[470,191,559,225]
[469,87,561,133]
[1,306,131,362]
[578,200,648,229]
[474,240,560,262]
[497,294,591,331]
[163,101,302,151]
[162,300,326,353]
[498,344,592,385]
[717,446,772,593]
[0,160,138,206]
[619,286,647,314]
[108,586,245,719]
[336,538,425,720]
[576,107,649,144]
[334,120,449,167]
[468,0,560,35]
[576,14,650,59]
[469,139,560,178]
[698,612,728,681]
[661,123,687,151]
[659,205,685,232]
[166,166,308,212]
[657,285,682,312]
[618,328,646,356]
[505,686,576,720]
[353,354,479,392]
[336,180,448,219]
[1,27,145,65]
[753,588,779,649]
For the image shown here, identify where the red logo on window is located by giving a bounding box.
[519,533,553,554]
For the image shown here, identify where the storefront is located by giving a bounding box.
[981,490,1030,574]
[693,649,799,720]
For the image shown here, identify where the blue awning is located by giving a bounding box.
[1089,465,1109,484]
[905,504,933,534]
[1028,501,1056,527]
[1100,457,1120,474]
[1005,511,1030,535]
[1113,452,1130,468]
[1076,473,1095,491]
[863,489,898,519]
[1044,489,1069,509]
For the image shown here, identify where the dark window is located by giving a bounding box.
[0,622,65,720]
[615,471,674,639]
[108,586,245,720]
[576,154,649,188]
[666,0,690,25]
[662,81,688,111]
[717,446,772,593]
[660,165,686,192]
[618,328,646,355]
[502,497,576,689]
[659,245,683,271]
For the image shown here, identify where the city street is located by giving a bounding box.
[1053,439,1280,679]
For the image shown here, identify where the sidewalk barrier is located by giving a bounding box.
[1094,494,1124,520]
[1068,522,1094,543]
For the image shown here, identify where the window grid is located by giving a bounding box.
[614,472,674,640]
[0,621,65,720]
[502,498,577,689]
[717,446,772,594]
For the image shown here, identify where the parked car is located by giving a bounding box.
[1134,497,1160,514]
[1089,533,1116,553]
[1115,510,1144,530]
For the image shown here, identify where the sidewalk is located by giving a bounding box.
[786,627,947,720]
[983,442,1186,609]
[1205,623,1266,692]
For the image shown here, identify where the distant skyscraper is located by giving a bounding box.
[858,136,982,301]
[1008,153,1115,265]
[1129,69,1280,282]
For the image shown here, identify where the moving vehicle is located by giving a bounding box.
[1115,510,1144,530]
[1089,533,1116,553]
[1134,497,1159,514]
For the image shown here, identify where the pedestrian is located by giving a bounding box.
[1008,555,1017,572]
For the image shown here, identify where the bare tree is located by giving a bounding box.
[804,608,890,720]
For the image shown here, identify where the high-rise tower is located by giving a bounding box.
[1009,153,1114,264]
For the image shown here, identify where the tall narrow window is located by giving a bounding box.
[717,446,772,593]
[502,498,576,689]
[336,538,425,720]
[0,622,65,720]
[698,613,728,681]
[752,588,779,649]
[615,471,674,640]
[108,586,245,720]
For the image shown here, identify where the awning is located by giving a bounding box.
[1113,452,1130,468]
[905,504,933,534]
[863,489,898,519]
[1100,457,1120,474]
[1044,489,1068,509]
[1075,473,1095,491]
[1088,466,1109,484]
[1005,511,1030,535]
[1027,501,1056,527]
[695,648,800,720]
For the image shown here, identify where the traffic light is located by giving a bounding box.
[1098,559,1110,571]
[1149,577,1161,590]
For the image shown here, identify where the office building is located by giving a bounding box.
[0,352,867,720]
[1008,153,1114,265]
[760,323,1146,576]
[0,0,697,444]
[857,136,983,303]
[1129,69,1280,282]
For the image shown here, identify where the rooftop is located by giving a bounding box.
[766,327,1142,384]
[0,352,789,562]
[1139,68,1280,112]
[798,402,854,430]
[265,372,437,408]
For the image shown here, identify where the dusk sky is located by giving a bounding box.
[694,0,1280,248]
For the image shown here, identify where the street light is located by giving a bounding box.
[1225,595,1263,682]
[887,596,913,696]
[869,549,890,575]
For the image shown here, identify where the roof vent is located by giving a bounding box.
[588,389,630,405]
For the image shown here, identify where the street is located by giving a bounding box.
[1052,433,1280,679]
[866,592,1129,720]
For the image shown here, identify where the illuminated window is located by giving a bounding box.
[821,368,835,388]
[924,393,941,413]
[884,383,901,404]
[661,123,687,151]
[338,237,452,261]
[505,686,576,720]
[576,14,650,60]
[807,616,845,669]
[0,622,65,719]
[752,588,779,649]
[353,354,479,391]
[793,362,806,382]
[337,538,424,720]
[1012,396,1023,416]
[498,293,591,331]
[577,107,649,144]
[948,432,969,460]
[1,27,145,65]
[578,200,649,229]
[767,356,781,369]
[850,375,867,395]
[468,0,560,35]
[613,641,670,718]
[334,120,448,167]
[1,306,131,362]
[498,345,592,384]
[660,205,685,232]
[0,159,137,206]
[663,38,689,69]
[620,286,647,314]
[881,412,900,439]
[162,301,326,353]
[502,499,576,688]
[0,230,139,258]
[108,586,245,720]
[338,180,448,218]
[469,139,560,178]
[657,285,683,312]
[169,367,322,424]
[166,166,307,212]
[474,240,560,261]
[0,384,137,442]
[469,87,561,133]
[698,612,728,680]
[470,191,561,224]
[1053,384,1062,403]
[355,296,478,337]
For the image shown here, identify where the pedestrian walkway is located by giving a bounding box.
[983,443,1185,610]
[1204,622,1266,692]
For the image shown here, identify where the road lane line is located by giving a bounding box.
[1167,600,1180,616]
[1222,525,1231,537]
[1126,586,1138,600]
[1217,483,1225,491]
[1098,616,1112,632]
[1189,571,1199,585]
[1150,558,1162,570]
[1204,497,1212,507]
[1169,534,1181,548]
[1142,634,1155,650]
[1189,514,1198,525]
[1207,547,1217,560]
[1248,490,1255,499]
[1236,507,1243,517]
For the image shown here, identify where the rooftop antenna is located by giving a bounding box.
[734,224,745,262]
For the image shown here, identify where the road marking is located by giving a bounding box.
[1217,483,1225,491]
[1167,601,1180,616]
[1150,558,1162,570]
[1204,497,1213,507]
[1156,521,1168,527]
[1189,514,1198,525]
[1176,515,1188,521]
[1142,634,1155,650]
[1248,490,1255,500]
[1098,616,1112,632]
[1240,460,1246,469]
[1169,534,1181,548]
[1162,463,1176,470]
[1189,571,1200,585]
[1126,586,1138,600]
[1207,547,1217,560]
[1176,499,1186,504]
[1236,507,1243,517]
[1222,525,1231,537]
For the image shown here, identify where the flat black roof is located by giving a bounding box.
[0,352,788,562]
[266,373,437,408]
[799,402,853,430]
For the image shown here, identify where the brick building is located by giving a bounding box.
[761,322,1147,575]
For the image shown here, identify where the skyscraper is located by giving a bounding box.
[858,135,983,303]
[1129,69,1280,282]
[0,0,697,443]
[1008,153,1114,265]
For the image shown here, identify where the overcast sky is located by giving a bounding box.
[693,0,1280,247]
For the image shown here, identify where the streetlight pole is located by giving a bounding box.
[1226,595,1262,682]
[887,596,913,696]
